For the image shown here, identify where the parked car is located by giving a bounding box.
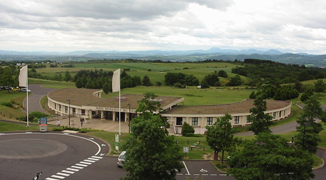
[117,151,126,168]
[21,88,31,92]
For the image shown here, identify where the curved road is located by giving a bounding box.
[24,84,56,113]
[0,132,109,180]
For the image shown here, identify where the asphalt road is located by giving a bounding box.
[0,132,109,180]
[24,84,55,113]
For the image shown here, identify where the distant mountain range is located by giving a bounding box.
[1,48,326,67]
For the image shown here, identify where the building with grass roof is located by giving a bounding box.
[47,88,292,134]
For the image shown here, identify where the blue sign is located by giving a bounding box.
[39,117,47,124]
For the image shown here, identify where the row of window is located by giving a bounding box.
[186,110,286,126]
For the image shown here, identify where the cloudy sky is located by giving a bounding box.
[1,0,326,54]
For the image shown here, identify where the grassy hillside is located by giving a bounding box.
[33,61,246,86]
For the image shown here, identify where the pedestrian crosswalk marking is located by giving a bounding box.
[57,172,70,176]
[62,170,74,174]
[46,155,104,179]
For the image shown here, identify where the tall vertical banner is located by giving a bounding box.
[112,69,121,135]
[19,65,29,126]
[112,69,120,92]
[19,65,28,87]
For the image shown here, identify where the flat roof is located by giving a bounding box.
[47,88,184,110]
[163,99,291,115]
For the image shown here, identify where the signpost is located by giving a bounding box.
[183,147,189,157]
[115,134,119,152]
[39,117,47,132]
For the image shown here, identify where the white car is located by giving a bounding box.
[21,88,31,92]
[117,151,126,168]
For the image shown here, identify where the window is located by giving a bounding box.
[234,116,239,124]
[279,111,282,118]
[192,117,198,125]
[273,112,276,119]
[176,117,183,125]
[65,106,68,113]
[81,109,85,115]
[59,105,61,111]
[207,117,213,125]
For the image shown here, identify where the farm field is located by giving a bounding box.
[33,61,246,86]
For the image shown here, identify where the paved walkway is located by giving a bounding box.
[48,116,130,133]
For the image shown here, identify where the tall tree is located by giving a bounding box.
[228,133,314,180]
[247,94,274,135]
[314,79,326,92]
[122,94,183,180]
[142,75,151,86]
[64,70,71,82]
[0,67,14,92]
[206,114,237,165]
[295,95,325,154]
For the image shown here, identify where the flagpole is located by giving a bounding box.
[119,68,121,136]
[26,65,29,127]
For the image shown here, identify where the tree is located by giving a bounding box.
[218,70,228,78]
[102,82,111,94]
[314,79,326,92]
[142,75,151,86]
[249,91,256,99]
[206,114,237,164]
[85,79,95,89]
[295,95,325,154]
[136,92,162,115]
[228,133,314,180]
[181,122,194,136]
[301,87,314,102]
[227,75,241,86]
[203,73,220,86]
[64,70,72,82]
[0,67,14,92]
[75,78,84,88]
[185,74,199,86]
[247,95,274,135]
[200,78,209,88]
[122,95,183,180]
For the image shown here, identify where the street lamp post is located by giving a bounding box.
[67,99,71,127]
[127,103,131,133]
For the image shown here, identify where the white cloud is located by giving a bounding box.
[0,0,326,54]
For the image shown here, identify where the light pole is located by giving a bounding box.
[127,103,131,133]
[67,99,71,127]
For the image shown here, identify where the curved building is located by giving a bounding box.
[47,88,292,134]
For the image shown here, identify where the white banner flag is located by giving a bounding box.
[112,69,120,92]
[19,65,28,87]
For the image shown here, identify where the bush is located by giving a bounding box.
[0,101,14,108]
[182,122,195,136]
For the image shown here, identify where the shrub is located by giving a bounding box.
[0,101,14,108]
[182,122,195,136]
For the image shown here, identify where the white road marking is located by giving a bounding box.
[182,161,191,175]
[88,157,100,161]
[79,161,92,165]
[84,159,96,163]
[75,163,88,167]
[57,172,70,176]
[91,156,103,159]
[45,178,59,180]
[71,165,84,169]
[62,170,75,174]
[67,168,79,171]
[51,175,65,179]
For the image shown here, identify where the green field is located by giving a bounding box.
[34,62,246,86]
